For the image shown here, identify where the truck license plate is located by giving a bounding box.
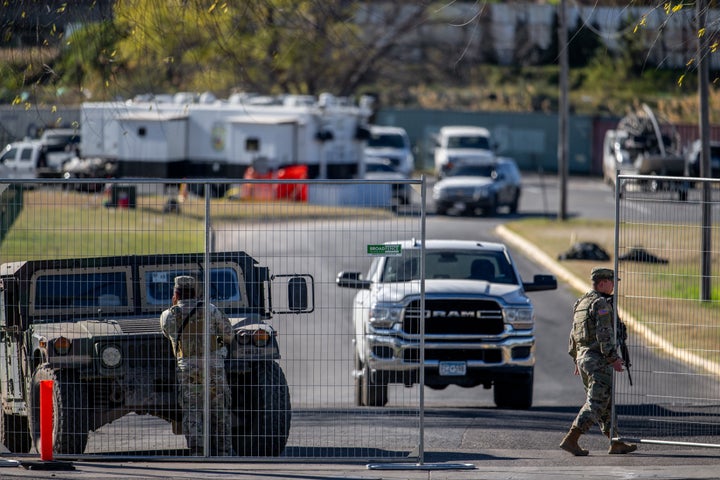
[439,361,466,376]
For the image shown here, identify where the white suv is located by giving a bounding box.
[364,125,414,177]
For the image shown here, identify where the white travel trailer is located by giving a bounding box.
[79,93,373,191]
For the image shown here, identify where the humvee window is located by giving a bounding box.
[143,267,244,306]
[34,271,129,309]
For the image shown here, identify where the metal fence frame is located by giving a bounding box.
[0,177,435,463]
[613,173,720,449]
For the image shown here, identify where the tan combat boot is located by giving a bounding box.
[605,432,637,454]
[559,427,589,456]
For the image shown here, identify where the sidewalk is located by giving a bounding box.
[2,448,720,480]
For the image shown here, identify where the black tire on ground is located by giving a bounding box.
[483,196,497,217]
[231,361,291,456]
[354,351,363,407]
[361,362,388,407]
[493,372,533,410]
[0,413,31,453]
[509,191,520,214]
[28,366,89,455]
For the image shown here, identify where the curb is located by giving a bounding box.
[494,224,720,377]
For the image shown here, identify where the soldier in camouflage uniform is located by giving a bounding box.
[560,267,637,456]
[160,276,236,456]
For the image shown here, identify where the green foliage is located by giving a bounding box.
[2,1,718,123]
[54,21,124,99]
[108,0,366,97]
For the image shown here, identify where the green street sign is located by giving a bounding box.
[367,244,402,256]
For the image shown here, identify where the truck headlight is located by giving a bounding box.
[52,336,72,355]
[369,305,402,328]
[100,345,122,368]
[503,307,534,330]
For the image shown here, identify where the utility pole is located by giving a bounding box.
[558,0,569,221]
[697,0,712,301]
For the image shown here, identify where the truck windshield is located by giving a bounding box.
[368,133,406,149]
[380,250,518,284]
[447,136,490,150]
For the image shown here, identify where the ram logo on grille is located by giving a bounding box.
[426,310,483,318]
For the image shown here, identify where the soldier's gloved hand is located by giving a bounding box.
[611,358,624,372]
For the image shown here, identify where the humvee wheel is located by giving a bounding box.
[0,413,31,453]
[231,362,291,456]
[29,366,89,455]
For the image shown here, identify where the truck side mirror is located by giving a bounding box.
[336,271,371,290]
[523,274,558,292]
[288,277,308,312]
[272,274,314,314]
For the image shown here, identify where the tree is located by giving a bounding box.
[100,0,431,99]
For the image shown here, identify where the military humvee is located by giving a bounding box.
[0,251,313,456]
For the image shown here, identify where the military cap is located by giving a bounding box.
[173,275,196,290]
[591,267,616,282]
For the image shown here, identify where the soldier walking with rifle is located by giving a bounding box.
[560,267,637,456]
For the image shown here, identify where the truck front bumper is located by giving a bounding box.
[361,333,535,372]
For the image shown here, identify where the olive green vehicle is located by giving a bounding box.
[0,251,313,456]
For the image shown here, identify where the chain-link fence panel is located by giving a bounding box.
[613,174,720,448]
[0,178,425,462]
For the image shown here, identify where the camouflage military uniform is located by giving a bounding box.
[568,288,619,435]
[160,277,235,456]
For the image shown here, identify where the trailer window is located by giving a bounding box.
[246,138,260,152]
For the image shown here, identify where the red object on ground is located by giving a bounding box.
[276,165,308,201]
[40,380,53,461]
[242,165,308,201]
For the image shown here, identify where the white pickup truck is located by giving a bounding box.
[0,129,79,179]
[336,239,557,409]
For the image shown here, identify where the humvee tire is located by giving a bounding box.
[28,366,89,455]
[0,412,31,453]
[231,361,291,456]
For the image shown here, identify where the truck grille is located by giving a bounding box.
[116,318,162,334]
[403,299,504,335]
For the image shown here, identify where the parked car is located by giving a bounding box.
[365,125,414,177]
[432,158,522,216]
[685,139,720,178]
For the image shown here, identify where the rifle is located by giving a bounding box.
[617,328,633,386]
[609,297,632,386]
